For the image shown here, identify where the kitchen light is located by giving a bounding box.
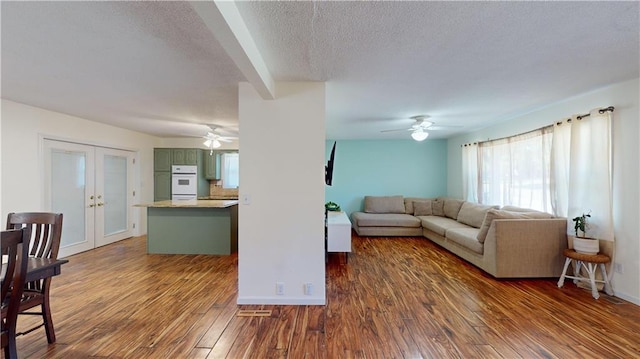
[203,139,222,148]
[411,129,429,141]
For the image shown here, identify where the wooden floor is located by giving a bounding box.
[12,234,640,358]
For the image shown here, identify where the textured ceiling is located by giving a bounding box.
[2,1,639,140]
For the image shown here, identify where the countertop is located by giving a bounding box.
[198,196,239,200]
[135,199,238,208]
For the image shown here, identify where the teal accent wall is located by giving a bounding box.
[325,140,448,216]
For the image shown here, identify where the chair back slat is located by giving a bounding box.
[31,223,44,257]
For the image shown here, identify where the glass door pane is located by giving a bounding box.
[103,154,128,236]
[44,140,95,258]
[95,147,134,247]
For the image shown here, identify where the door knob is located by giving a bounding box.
[97,203,104,207]
[89,203,96,207]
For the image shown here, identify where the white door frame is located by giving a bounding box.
[43,138,136,257]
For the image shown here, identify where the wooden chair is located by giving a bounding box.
[2,228,31,359]
[6,212,63,344]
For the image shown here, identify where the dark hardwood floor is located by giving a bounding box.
[12,233,640,358]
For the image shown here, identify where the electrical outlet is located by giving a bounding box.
[276,282,285,295]
[614,262,624,274]
[304,283,313,295]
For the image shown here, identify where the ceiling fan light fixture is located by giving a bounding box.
[411,129,429,141]
[204,138,222,149]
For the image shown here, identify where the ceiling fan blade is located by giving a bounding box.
[427,125,463,131]
[380,128,411,133]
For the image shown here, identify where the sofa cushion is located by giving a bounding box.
[352,212,421,228]
[476,209,554,243]
[443,199,465,220]
[446,227,484,254]
[432,198,445,216]
[364,196,405,214]
[413,201,433,216]
[420,215,470,236]
[404,197,432,214]
[456,202,500,228]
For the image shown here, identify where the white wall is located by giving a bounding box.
[447,78,640,305]
[0,99,159,235]
[237,82,326,305]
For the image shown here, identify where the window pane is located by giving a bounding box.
[479,129,552,212]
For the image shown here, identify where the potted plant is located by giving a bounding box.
[571,211,599,255]
[325,201,341,212]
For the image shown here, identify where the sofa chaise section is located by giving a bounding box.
[351,196,422,236]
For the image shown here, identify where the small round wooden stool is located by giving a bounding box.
[557,249,613,299]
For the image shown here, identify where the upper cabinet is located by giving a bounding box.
[204,151,219,180]
[154,148,172,171]
[172,148,198,165]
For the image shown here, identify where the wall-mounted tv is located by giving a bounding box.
[325,141,336,186]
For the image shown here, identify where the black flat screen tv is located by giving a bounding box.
[325,141,336,186]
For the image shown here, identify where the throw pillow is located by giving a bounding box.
[404,197,432,214]
[432,198,445,216]
[456,202,500,228]
[413,201,433,216]
[476,209,554,243]
[364,195,405,214]
[443,199,465,220]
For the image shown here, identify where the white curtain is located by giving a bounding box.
[550,120,571,217]
[478,127,553,212]
[221,152,239,189]
[462,143,478,202]
[552,109,613,240]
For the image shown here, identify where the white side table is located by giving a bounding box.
[557,249,613,299]
[326,211,352,260]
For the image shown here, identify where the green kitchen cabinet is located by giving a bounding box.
[172,148,198,165]
[154,171,172,201]
[154,147,210,201]
[204,151,219,180]
[154,148,172,171]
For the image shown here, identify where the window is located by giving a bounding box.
[477,127,553,212]
[221,152,239,189]
[464,106,614,239]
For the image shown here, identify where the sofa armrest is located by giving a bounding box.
[483,218,567,278]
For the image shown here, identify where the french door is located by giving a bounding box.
[43,139,135,258]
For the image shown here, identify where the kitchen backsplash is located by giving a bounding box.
[209,181,239,198]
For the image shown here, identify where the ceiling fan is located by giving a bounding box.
[381,115,434,141]
[202,125,237,151]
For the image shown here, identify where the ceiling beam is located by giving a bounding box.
[191,1,275,100]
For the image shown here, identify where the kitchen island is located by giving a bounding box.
[137,199,238,255]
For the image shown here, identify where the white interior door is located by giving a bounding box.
[44,140,96,258]
[95,147,134,247]
[44,139,135,257]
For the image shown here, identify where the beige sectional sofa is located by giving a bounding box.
[351,196,568,278]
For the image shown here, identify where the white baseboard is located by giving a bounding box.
[237,296,325,305]
[613,291,640,306]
